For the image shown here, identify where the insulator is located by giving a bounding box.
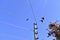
[34,32,38,34]
[34,27,38,29]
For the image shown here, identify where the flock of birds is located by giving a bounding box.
[26,17,58,40]
[26,17,45,23]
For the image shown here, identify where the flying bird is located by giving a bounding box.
[26,18,29,21]
[42,17,44,20]
[40,17,45,23]
[40,20,43,23]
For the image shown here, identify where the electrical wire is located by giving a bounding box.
[0,21,32,31]
[27,0,37,22]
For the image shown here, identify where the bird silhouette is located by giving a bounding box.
[40,17,45,23]
[42,17,44,20]
[26,18,29,21]
[40,20,43,23]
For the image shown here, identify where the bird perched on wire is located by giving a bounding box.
[40,17,45,23]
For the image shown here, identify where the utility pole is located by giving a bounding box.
[33,22,38,40]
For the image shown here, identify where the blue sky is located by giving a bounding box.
[0,0,60,40]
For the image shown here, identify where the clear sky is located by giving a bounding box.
[0,0,60,40]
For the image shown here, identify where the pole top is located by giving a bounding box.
[34,22,37,25]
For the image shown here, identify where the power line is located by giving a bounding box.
[27,0,37,22]
[0,21,32,31]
